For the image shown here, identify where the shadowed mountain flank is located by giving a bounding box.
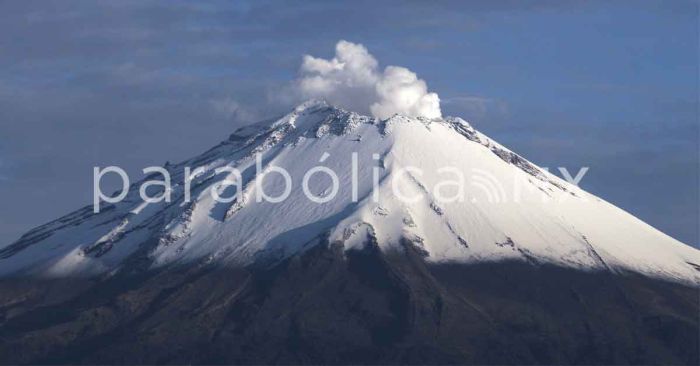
[0,240,697,365]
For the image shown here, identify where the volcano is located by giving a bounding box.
[0,101,698,365]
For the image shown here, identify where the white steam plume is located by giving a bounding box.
[296,40,441,119]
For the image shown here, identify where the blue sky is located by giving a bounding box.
[0,0,697,247]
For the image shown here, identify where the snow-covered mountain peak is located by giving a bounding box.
[1,102,699,284]
[293,99,333,113]
[248,100,472,144]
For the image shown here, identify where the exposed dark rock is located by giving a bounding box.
[0,239,697,365]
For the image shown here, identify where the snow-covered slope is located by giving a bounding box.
[2,101,699,284]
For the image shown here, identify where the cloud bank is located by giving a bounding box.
[296,40,441,119]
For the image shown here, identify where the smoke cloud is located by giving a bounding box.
[296,40,442,119]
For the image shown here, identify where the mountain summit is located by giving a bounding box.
[2,100,698,283]
[0,101,698,364]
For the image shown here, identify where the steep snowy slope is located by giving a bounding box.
[1,100,698,284]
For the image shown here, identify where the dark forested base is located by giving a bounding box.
[0,241,698,365]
